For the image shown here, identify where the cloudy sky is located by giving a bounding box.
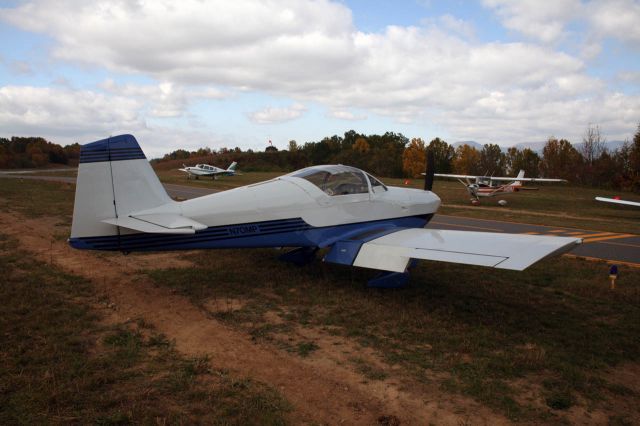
[1,0,639,157]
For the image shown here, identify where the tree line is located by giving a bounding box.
[0,137,80,168]
[3,123,639,192]
[402,124,640,192]
[156,124,640,192]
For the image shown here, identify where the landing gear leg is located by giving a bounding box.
[279,247,318,266]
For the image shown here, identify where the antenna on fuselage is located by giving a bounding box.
[424,149,435,191]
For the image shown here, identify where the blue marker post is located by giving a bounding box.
[609,265,618,290]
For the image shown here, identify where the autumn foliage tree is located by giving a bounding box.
[402,138,426,177]
[453,144,481,175]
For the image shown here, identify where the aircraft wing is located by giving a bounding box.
[595,197,640,207]
[432,173,479,179]
[489,176,566,182]
[325,229,581,272]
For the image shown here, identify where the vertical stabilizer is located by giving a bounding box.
[514,169,525,185]
[70,134,173,242]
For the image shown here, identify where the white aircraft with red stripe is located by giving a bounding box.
[434,170,566,204]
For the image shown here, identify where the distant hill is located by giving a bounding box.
[452,141,483,150]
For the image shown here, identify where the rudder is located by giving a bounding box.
[70,134,173,244]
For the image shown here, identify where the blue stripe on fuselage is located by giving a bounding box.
[68,215,433,252]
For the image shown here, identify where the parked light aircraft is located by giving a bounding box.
[595,197,640,208]
[179,162,238,179]
[432,170,566,203]
[69,135,581,287]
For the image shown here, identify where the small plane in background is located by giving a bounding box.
[595,196,640,208]
[179,162,238,180]
[68,135,580,288]
[431,170,566,204]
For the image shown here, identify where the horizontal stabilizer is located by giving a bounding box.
[350,229,581,272]
[102,214,207,234]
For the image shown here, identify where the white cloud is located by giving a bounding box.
[328,110,367,120]
[248,103,307,124]
[99,79,227,117]
[482,0,581,43]
[0,85,142,138]
[0,84,235,157]
[0,0,638,149]
[617,71,640,84]
[437,14,475,39]
[587,0,640,45]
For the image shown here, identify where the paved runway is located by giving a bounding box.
[3,173,638,265]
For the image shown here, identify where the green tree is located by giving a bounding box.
[427,137,454,173]
[630,123,640,192]
[540,138,583,181]
[506,147,540,177]
[479,143,506,175]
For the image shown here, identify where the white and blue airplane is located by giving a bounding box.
[179,161,238,179]
[69,135,581,287]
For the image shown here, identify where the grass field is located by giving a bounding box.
[1,177,638,424]
[146,248,640,423]
[0,233,290,425]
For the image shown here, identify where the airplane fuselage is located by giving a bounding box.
[70,169,440,252]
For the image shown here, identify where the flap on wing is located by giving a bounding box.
[102,214,206,234]
[351,229,581,272]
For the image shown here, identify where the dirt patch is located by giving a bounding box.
[204,297,247,313]
[606,362,640,395]
[0,210,511,425]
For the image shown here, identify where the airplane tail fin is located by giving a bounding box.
[70,134,174,245]
[227,161,238,172]
[513,169,525,185]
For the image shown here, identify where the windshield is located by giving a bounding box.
[291,165,369,196]
[366,173,387,191]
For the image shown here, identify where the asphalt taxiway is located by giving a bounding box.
[2,173,638,266]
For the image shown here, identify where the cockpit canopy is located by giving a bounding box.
[290,165,387,196]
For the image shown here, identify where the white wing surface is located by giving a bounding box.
[595,197,640,207]
[432,173,478,179]
[489,176,566,182]
[352,229,581,272]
